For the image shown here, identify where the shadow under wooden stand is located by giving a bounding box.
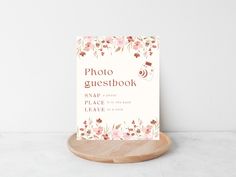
[68,132,171,163]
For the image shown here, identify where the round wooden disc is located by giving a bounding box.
[68,132,171,163]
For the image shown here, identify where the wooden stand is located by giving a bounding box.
[68,132,171,163]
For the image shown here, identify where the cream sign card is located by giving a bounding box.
[76,36,160,140]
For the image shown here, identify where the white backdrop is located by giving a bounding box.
[0,0,235,132]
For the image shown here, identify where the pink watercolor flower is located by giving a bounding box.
[133,41,142,50]
[150,119,157,125]
[84,42,94,51]
[116,37,125,47]
[112,129,122,140]
[93,126,103,135]
[127,36,134,42]
[96,118,102,123]
[102,133,110,140]
[143,125,152,134]
[123,132,131,140]
[134,53,140,58]
[105,36,113,43]
[79,51,86,57]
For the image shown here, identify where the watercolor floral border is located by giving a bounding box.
[76,36,159,59]
[77,118,159,140]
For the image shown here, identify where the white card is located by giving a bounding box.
[76,36,159,140]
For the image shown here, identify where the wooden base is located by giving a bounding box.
[68,132,171,163]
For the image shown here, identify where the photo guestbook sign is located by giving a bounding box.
[76,36,160,140]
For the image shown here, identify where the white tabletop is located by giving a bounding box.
[0,132,235,177]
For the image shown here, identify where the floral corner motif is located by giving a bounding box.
[77,118,159,140]
[76,36,159,59]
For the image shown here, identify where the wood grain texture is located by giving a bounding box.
[68,132,171,163]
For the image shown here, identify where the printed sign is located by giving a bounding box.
[76,36,160,140]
